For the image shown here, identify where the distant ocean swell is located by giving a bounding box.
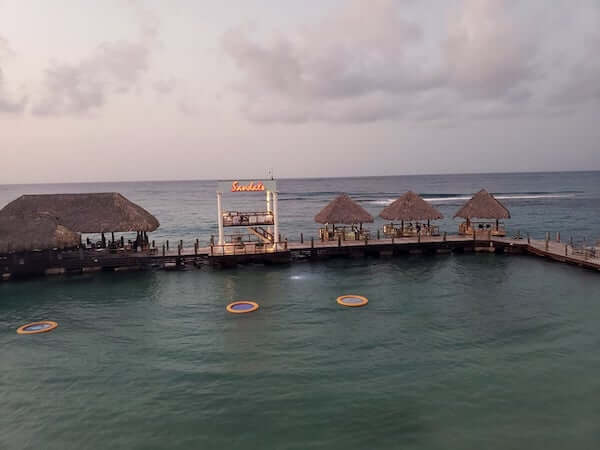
[367,192,578,206]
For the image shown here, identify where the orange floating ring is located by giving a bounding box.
[337,295,369,307]
[17,321,58,335]
[227,301,259,314]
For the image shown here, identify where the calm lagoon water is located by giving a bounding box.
[1,172,600,449]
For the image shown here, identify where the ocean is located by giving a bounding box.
[1,171,600,449]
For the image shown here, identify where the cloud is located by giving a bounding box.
[31,0,161,117]
[223,0,444,123]
[153,78,176,95]
[0,37,27,114]
[32,41,149,116]
[444,0,538,98]
[223,0,600,124]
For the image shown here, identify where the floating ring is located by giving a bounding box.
[17,321,58,335]
[337,295,369,307]
[227,301,259,314]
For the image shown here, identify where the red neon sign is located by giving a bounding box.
[231,181,265,192]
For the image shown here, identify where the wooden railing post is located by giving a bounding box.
[377,229,380,240]
[338,235,341,248]
[166,240,169,251]
[418,231,421,244]
[443,232,447,242]
[162,244,166,257]
[311,237,314,249]
[527,233,530,244]
[300,233,304,244]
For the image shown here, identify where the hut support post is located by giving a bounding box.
[273,191,279,244]
[266,190,273,237]
[217,191,224,246]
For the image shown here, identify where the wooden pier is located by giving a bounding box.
[2,233,599,280]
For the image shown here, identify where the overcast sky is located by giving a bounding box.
[1,0,599,184]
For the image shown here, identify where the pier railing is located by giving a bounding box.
[209,241,288,256]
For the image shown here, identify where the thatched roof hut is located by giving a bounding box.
[380,191,443,222]
[0,213,80,253]
[315,194,374,224]
[454,189,511,219]
[0,193,159,233]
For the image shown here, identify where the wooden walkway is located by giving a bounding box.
[2,234,599,280]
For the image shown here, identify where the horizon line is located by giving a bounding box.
[2,168,600,187]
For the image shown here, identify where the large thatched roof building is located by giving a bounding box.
[0,213,80,253]
[0,193,159,233]
[454,189,510,219]
[380,191,443,222]
[315,194,374,224]
[0,193,159,253]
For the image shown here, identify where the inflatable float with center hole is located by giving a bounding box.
[226,301,259,314]
[336,295,368,307]
[17,321,59,335]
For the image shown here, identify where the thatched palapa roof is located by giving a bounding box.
[0,193,160,233]
[454,189,511,219]
[0,213,80,253]
[380,191,443,222]
[315,194,374,224]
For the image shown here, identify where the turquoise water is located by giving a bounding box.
[2,173,600,448]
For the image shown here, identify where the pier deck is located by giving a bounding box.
[2,234,599,280]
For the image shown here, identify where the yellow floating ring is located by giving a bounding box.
[337,295,369,307]
[227,301,260,314]
[17,320,58,335]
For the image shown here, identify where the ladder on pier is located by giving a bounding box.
[248,226,274,244]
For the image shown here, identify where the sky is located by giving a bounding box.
[1,0,600,184]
